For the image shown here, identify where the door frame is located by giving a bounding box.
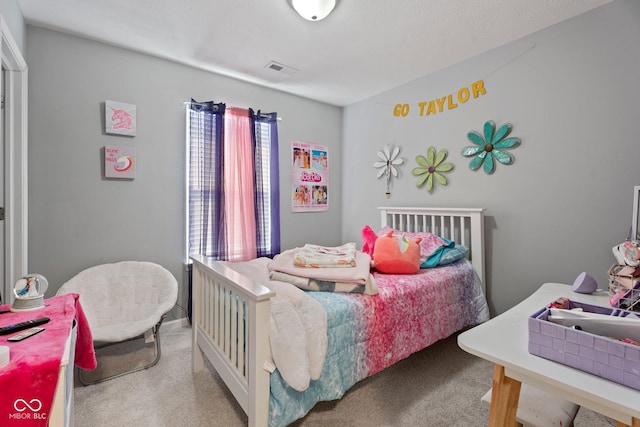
[1,15,28,304]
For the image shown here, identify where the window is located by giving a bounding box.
[186,101,280,262]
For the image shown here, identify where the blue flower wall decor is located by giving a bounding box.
[412,147,454,193]
[461,120,521,174]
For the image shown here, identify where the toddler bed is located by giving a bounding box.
[191,206,489,427]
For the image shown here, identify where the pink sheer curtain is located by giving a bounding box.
[224,107,257,261]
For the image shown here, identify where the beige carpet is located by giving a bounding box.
[73,321,615,426]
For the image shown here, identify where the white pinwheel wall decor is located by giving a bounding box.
[374,144,405,198]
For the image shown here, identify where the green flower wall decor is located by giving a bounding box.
[412,147,454,193]
[461,120,521,174]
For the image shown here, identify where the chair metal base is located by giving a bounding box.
[78,316,165,386]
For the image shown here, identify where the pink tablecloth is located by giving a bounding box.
[0,294,96,426]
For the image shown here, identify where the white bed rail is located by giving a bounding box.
[191,254,274,427]
[379,207,486,294]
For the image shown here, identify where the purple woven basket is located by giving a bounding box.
[528,300,640,390]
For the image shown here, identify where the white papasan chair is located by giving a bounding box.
[56,260,178,385]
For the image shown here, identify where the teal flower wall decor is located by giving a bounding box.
[412,147,453,193]
[461,120,521,174]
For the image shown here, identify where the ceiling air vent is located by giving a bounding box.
[265,61,298,75]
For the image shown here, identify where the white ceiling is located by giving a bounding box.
[18,0,614,107]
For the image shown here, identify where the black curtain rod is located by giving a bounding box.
[184,101,281,120]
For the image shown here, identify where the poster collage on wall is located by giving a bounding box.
[291,141,329,212]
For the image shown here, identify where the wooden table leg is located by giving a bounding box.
[617,419,640,427]
[489,364,521,427]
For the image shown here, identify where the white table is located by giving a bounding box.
[458,283,640,427]
[49,322,76,427]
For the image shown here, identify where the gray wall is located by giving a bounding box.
[25,26,342,318]
[22,0,640,319]
[342,0,640,315]
[1,0,26,54]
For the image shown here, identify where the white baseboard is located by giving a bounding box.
[163,317,191,330]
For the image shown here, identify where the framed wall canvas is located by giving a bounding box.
[105,100,136,136]
[105,146,136,179]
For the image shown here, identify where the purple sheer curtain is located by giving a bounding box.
[253,110,281,258]
[187,100,280,261]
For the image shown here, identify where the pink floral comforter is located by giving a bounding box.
[269,258,489,426]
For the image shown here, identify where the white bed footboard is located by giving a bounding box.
[190,254,275,427]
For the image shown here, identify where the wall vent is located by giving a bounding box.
[265,61,298,75]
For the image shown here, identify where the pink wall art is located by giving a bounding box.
[105,100,136,136]
[104,146,136,179]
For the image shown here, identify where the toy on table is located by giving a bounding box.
[572,272,598,294]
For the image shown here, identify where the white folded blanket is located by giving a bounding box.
[293,242,357,268]
[269,270,378,295]
[220,258,327,392]
[269,248,372,284]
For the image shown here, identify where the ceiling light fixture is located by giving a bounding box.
[290,0,336,21]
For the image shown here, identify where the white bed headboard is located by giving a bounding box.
[379,206,486,294]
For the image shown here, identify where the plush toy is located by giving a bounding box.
[373,231,422,274]
[613,240,640,267]
[361,225,378,258]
